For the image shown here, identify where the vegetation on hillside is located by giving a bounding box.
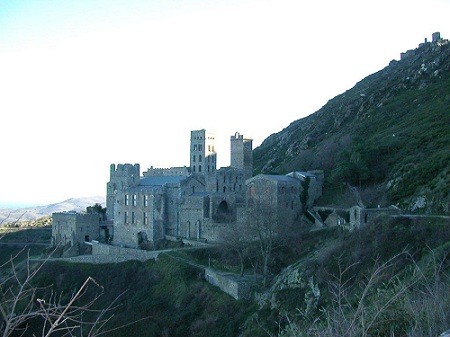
[253,40,450,214]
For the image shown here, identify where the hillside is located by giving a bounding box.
[0,196,105,224]
[253,35,450,214]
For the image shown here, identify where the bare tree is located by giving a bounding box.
[245,196,283,287]
[0,215,147,336]
[0,247,124,337]
[218,221,252,277]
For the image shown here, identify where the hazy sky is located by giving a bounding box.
[1,0,449,206]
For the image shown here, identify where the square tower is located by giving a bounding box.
[190,129,217,174]
[230,132,253,177]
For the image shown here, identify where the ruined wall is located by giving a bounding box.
[349,205,402,230]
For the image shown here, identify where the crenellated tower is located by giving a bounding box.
[230,132,253,179]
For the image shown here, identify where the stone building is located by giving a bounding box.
[105,129,323,249]
[349,205,402,230]
[52,212,101,247]
[107,130,253,248]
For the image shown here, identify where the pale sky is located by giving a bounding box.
[0,0,449,207]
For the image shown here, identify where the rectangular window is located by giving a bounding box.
[125,194,129,206]
[131,212,135,224]
[143,212,148,225]
[144,195,148,207]
[124,211,128,223]
[132,194,137,206]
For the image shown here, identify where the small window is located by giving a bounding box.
[143,212,148,225]
[132,194,137,206]
[199,165,202,172]
[144,195,148,207]
[131,212,135,224]
[199,155,202,162]
[125,194,129,206]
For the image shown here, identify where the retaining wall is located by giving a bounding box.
[205,268,252,300]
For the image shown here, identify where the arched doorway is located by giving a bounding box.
[215,200,232,223]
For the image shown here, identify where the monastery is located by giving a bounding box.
[52,129,324,250]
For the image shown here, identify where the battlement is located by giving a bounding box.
[110,163,140,176]
[143,166,190,177]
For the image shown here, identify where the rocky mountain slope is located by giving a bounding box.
[253,35,450,214]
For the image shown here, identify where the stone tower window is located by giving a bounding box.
[143,212,148,225]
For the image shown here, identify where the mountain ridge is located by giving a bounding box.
[0,196,106,224]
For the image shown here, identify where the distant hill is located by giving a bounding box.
[253,35,450,214]
[0,196,106,224]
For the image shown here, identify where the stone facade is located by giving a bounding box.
[105,130,254,248]
[349,205,402,230]
[52,212,101,247]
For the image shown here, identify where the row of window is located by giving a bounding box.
[192,165,216,173]
[192,144,215,152]
[124,211,149,225]
[124,194,149,207]
[192,154,216,163]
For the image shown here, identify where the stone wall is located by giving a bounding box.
[91,242,160,261]
[205,268,252,300]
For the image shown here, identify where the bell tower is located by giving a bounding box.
[190,129,217,174]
